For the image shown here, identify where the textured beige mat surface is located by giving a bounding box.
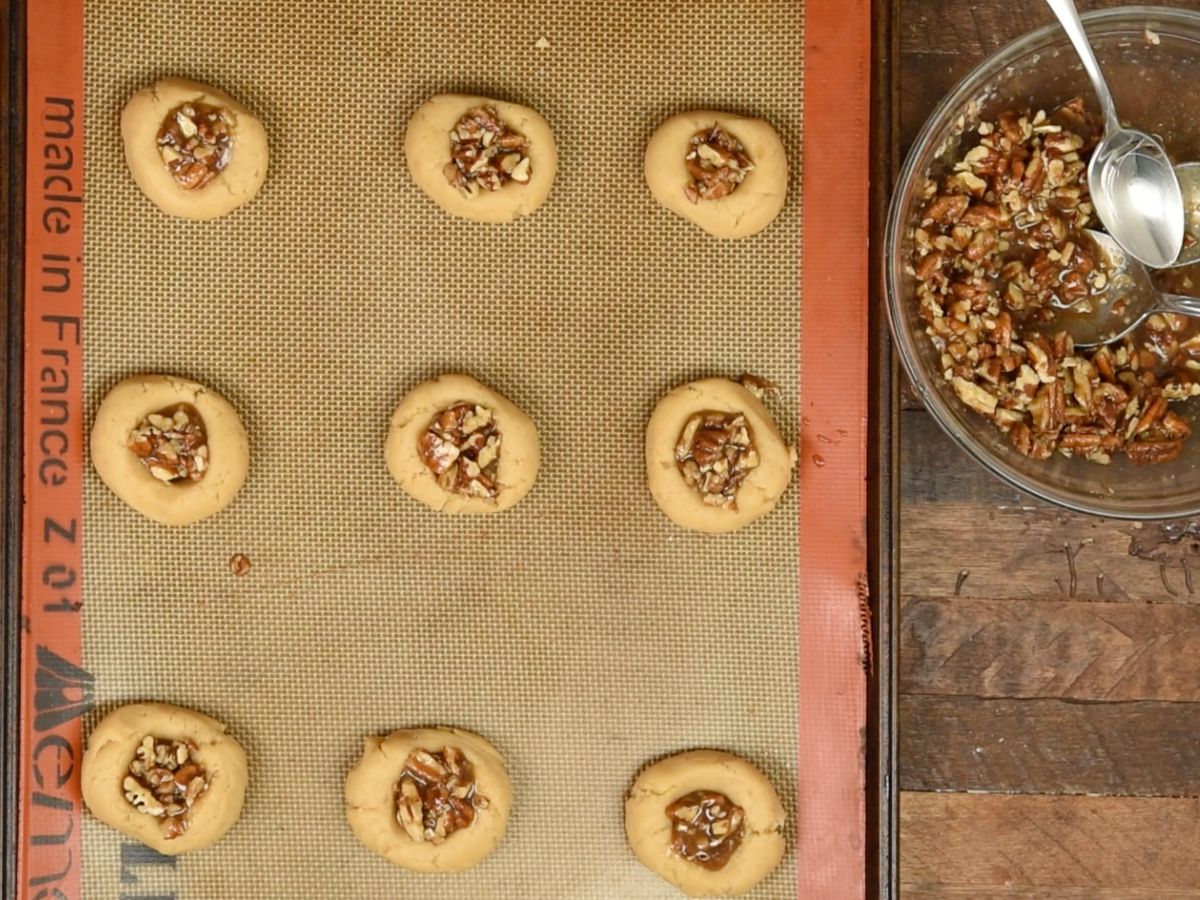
[81,1,804,896]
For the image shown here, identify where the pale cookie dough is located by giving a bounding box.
[626,749,786,897]
[81,702,248,856]
[385,373,540,514]
[646,377,793,533]
[405,94,557,223]
[645,111,787,238]
[122,77,269,219]
[345,727,512,873]
[91,373,249,526]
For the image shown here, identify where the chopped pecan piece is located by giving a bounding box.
[123,735,209,839]
[683,125,754,204]
[417,403,501,498]
[665,790,746,871]
[737,372,779,400]
[675,411,759,507]
[395,746,488,845]
[128,404,208,483]
[443,107,531,197]
[157,102,232,190]
[1127,439,1185,465]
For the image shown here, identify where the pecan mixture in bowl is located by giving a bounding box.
[676,411,760,506]
[666,790,746,870]
[684,125,754,204]
[417,404,501,498]
[443,107,532,197]
[122,735,210,839]
[128,404,209,483]
[910,98,1200,465]
[157,102,232,190]
[395,747,488,844]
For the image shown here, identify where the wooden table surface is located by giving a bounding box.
[895,1,1200,896]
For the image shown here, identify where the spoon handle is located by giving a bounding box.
[1044,0,1119,127]
[1159,292,1200,318]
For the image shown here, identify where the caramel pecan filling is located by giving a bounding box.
[395,747,488,844]
[417,404,501,498]
[911,98,1200,465]
[666,790,746,870]
[123,735,209,840]
[443,107,532,197]
[128,404,209,483]
[157,102,232,190]
[684,125,754,204]
[675,411,759,507]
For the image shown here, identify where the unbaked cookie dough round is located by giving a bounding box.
[121,77,269,219]
[646,377,794,533]
[405,94,557,223]
[385,373,540,514]
[345,727,512,873]
[90,373,249,526]
[645,111,787,238]
[81,702,248,856]
[626,749,786,897]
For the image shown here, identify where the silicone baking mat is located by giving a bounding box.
[17,0,870,897]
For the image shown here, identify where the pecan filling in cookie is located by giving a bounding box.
[666,790,746,870]
[675,411,760,507]
[417,404,502,498]
[443,107,532,197]
[122,735,210,840]
[684,125,755,204]
[395,747,489,844]
[128,404,209,483]
[157,102,232,190]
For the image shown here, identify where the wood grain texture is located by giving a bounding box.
[901,696,1200,795]
[900,0,1174,56]
[901,596,1200,701]
[900,411,1200,604]
[895,0,1200,894]
[901,792,1200,893]
[896,0,1198,149]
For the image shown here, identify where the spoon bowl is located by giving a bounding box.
[1048,0,1185,267]
[1064,228,1200,349]
[1165,160,1200,268]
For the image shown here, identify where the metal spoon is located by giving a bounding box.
[1068,229,1200,349]
[1046,0,1185,268]
[1164,161,1200,268]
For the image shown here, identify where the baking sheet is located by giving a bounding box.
[73,1,805,897]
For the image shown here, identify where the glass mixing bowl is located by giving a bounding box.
[886,6,1200,519]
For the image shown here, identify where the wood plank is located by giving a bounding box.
[900,0,1189,57]
[900,410,1200,604]
[896,0,1199,148]
[901,792,1200,893]
[900,696,1200,796]
[901,596,1200,701]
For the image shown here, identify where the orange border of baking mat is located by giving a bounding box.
[19,0,87,898]
[15,0,872,895]
[797,0,870,896]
